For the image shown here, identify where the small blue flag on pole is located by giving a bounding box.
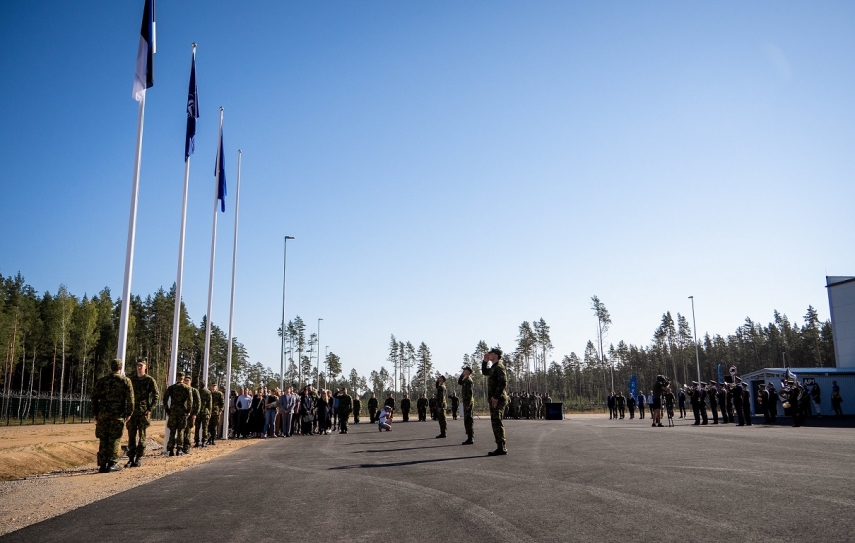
[629,374,637,397]
[133,0,156,101]
[185,48,199,161]
[215,122,227,212]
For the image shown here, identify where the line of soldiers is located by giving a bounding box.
[682,380,757,427]
[504,392,551,420]
[161,371,225,456]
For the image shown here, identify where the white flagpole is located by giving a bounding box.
[223,149,242,440]
[116,92,147,373]
[202,107,223,389]
[164,44,197,454]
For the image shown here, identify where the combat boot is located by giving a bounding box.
[436,433,446,439]
[131,457,142,467]
[124,455,135,468]
[98,464,110,473]
[193,442,201,448]
[168,450,175,457]
[487,448,508,456]
[462,438,474,445]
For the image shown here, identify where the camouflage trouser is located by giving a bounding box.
[490,395,508,450]
[437,406,447,434]
[166,411,188,452]
[208,410,221,441]
[181,417,195,450]
[126,413,150,458]
[463,401,474,438]
[95,415,125,466]
[338,410,349,432]
[195,412,210,445]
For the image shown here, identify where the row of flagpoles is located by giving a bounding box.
[118,0,242,441]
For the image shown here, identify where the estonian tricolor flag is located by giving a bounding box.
[133,0,156,101]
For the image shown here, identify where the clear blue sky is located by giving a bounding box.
[1,1,853,379]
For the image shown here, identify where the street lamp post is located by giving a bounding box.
[689,296,701,384]
[280,236,294,392]
[325,345,329,388]
[316,318,323,388]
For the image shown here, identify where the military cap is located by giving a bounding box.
[176,371,185,379]
[488,347,503,358]
[136,359,146,366]
[708,380,716,384]
[110,358,122,371]
[463,366,472,373]
[691,381,698,385]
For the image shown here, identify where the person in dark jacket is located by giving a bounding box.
[616,392,626,419]
[368,394,379,423]
[627,394,636,419]
[607,392,616,420]
[400,394,412,422]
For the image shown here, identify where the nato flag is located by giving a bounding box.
[185,51,199,161]
[133,0,156,101]
[215,128,227,212]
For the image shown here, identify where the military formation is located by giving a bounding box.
[605,372,826,429]
[92,347,519,472]
[505,391,552,420]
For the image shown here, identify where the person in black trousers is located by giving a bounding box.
[688,383,700,425]
[607,393,616,419]
[400,394,411,422]
[717,384,729,423]
[627,394,636,419]
[677,389,687,419]
[707,381,719,424]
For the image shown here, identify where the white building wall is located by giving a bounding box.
[827,277,855,368]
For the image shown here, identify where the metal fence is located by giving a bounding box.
[0,395,166,426]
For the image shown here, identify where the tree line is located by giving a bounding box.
[0,272,252,420]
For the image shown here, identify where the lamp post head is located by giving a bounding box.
[285,236,295,240]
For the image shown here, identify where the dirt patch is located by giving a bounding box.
[0,421,258,536]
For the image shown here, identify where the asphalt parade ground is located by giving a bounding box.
[3,414,854,542]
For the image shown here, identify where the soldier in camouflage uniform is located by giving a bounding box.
[163,371,192,456]
[208,383,225,445]
[481,347,508,456]
[435,375,448,438]
[125,359,159,467]
[92,359,134,473]
[337,388,353,434]
[182,376,201,453]
[194,380,213,447]
[458,366,475,445]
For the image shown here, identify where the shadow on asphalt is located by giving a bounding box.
[329,455,486,470]
[345,437,437,445]
[354,444,461,453]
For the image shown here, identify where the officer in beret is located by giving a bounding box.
[482,347,508,456]
[458,366,475,445]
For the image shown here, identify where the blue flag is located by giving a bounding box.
[629,374,637,397]
[133,0,156,101]
[185,51,199,161]
[215,127,227,212]
[717,364,723,384]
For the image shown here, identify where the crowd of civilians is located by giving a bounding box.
[229,385,354,438]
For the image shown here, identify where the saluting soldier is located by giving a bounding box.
[194,380,213,447]
[732,382,745,426]
[182,376,201,454]
[92,359,134,473]
[126,359,159,468]
[208,383,225,444]
[459,366,475,445]
[163,372,192,455]
[337,388,353,434]
[416,393,428,421]
[400,394,412,422]
[435,375,448,438]
[482,347,508,456]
